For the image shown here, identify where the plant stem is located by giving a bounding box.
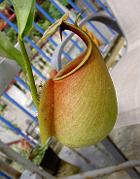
[18,37,39,109]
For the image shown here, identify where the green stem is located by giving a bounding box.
[18,37,39,110]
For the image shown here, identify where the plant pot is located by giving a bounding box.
[40,147,61,175]
[40,146,80,177]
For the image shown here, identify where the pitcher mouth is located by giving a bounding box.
[54,22,93,81]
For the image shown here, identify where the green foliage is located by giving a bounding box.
[11,0,35,37]
[48,3,62,20]
[41,0,68,20]
[60,0,69,6]
[6,28,17,44]
[29,29,41,42]
[0,1,7,10]
[0,104,7,114]
[10,0,38,108]
[0,31,25,70]
[29,144,48,165]
[37,20,51,31]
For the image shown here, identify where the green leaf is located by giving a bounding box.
[11,0,35,37]
[0,32,25,71]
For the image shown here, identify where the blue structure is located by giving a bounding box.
[0,116,36,146]
[0,171,11,179]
